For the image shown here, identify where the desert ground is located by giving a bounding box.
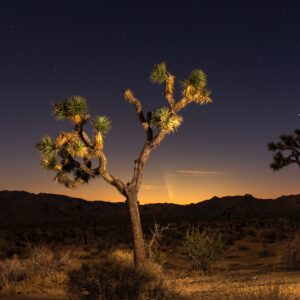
[1,223,300,299]
[1,192,300,299]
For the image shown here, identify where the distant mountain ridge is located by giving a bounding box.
[0,190,300,226]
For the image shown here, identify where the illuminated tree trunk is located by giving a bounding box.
[125,131,166,268]
[126,190,146,268]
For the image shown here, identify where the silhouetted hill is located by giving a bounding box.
[1,190,300,227]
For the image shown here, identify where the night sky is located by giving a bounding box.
[1,1,300,203]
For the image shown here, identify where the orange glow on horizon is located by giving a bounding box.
[2,163,300,205]
[15,172,300,205]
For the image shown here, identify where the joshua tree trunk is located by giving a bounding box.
[126,190,146,268]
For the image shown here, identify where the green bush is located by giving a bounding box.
[183,227,224,271]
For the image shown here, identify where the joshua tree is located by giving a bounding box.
[268,129,300,171]
[36,62,212,268]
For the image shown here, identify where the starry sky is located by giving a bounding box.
[1,0,300,204]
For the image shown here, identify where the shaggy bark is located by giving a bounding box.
[126,191,146,268]
[124,130,167,267]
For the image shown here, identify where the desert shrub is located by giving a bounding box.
[28,246,70,276]
[283,235,300,270]
[145,222,172,265]
[67,249,173,300]
[216,284,298,300]
[0,246,70,295]
[182,227,224,271]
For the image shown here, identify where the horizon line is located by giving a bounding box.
[1,189,299,205]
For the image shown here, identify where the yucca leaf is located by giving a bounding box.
[151,107,182,132]
[41,155,57,170]
[36,135,56,158]
[74,169,91,183]
[53,95,88,120]
[92,116,112,135]
[53,102,68,120]
[66,138,89,158]
[151,107,170,128]
[150,62,168,84]
[65,95,88,116]
[187,69,207,89]
[203,88,211,98]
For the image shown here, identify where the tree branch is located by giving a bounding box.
[130,129,167,192]
[124,89,153,141]
[269,132,300,170]
[97,151,127,196]
[174,94,212,113]
[77,123,92,147]
[76,123,93,169]
[165,74,176,109]
[174,97,193,112]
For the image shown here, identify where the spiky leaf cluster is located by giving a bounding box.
[37,134,93,187]
[39,140,95,188]
[66,138,89,158]
[182,69,212,104]
[186,69,207,89]
[270,152,291,171]
[150,62,168,84]
[92,116,112,135]
[53,95,88,121]
[53,131,90,158]
[41,155,57,170]
[36,136,57,170]
[74,169,91,183]
[151,107,183,132]
[37,95,114,189]
[268,129,300,171]
[36,135,55,158]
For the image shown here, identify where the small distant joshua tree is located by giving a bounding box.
[36,62,212,268]
[268,129,300,171]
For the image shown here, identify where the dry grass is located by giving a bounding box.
[0,246,70,296]
[67,248,174,300]
[0,225,300,299]
[167,271,300,300]
[216,284,299,300]
[282,234,300,270]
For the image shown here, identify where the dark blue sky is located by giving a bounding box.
[1,1,299,203]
